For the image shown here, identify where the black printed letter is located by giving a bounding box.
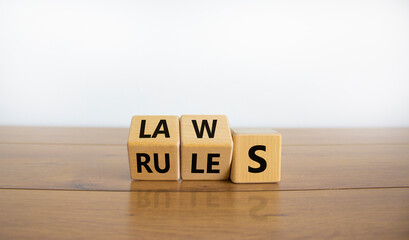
[192,119,217,138]
[248,145,267,173]
[139,120,151,138]
[152,120,170,138]
[191,153,204,173]
[207,153,220,173]
[137,153,153,173]
[154,153,170,173]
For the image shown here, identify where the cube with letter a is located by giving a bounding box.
[230,128,281,183]
[127,115,180,180]
[180,115,233,180]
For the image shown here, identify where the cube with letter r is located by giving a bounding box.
[127,115,180,180]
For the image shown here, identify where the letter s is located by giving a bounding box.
[248,145,267,173]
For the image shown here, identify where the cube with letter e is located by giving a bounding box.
[180,115,233,180]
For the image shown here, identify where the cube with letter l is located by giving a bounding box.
[128,115,180,180]
[180,115,233,180]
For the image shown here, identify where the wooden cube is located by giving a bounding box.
[180,115,233,180]
[127,115,180,180]
[230,128,281,183]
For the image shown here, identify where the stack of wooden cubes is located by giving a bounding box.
[127,115,281,183]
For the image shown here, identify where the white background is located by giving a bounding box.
[1,0,408,128]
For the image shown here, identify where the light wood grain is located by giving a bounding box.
[231,128,281,183]
[0,127,408,239]
[280,128,409,145]
[0,126,129,145]
[1,143,408,191]
[0,188,408,240]
[3,126,408,145]
[180,115,233,180]
[128,116,180,180]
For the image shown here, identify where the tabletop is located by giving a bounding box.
[0,126,408,239]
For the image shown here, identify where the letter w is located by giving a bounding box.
[192,119,217,138]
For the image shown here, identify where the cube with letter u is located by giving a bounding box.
[127,115,180,180]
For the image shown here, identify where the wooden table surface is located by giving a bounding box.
[0,127,408,239]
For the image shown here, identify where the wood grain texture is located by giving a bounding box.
[180,115,233,180]
[3,126,408,145]
[231,128,281,183]
[1,127,409,240]
[0,188,408,240]
[0,126,129,145]
[1,143,408,191]
[128,116,180,180]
